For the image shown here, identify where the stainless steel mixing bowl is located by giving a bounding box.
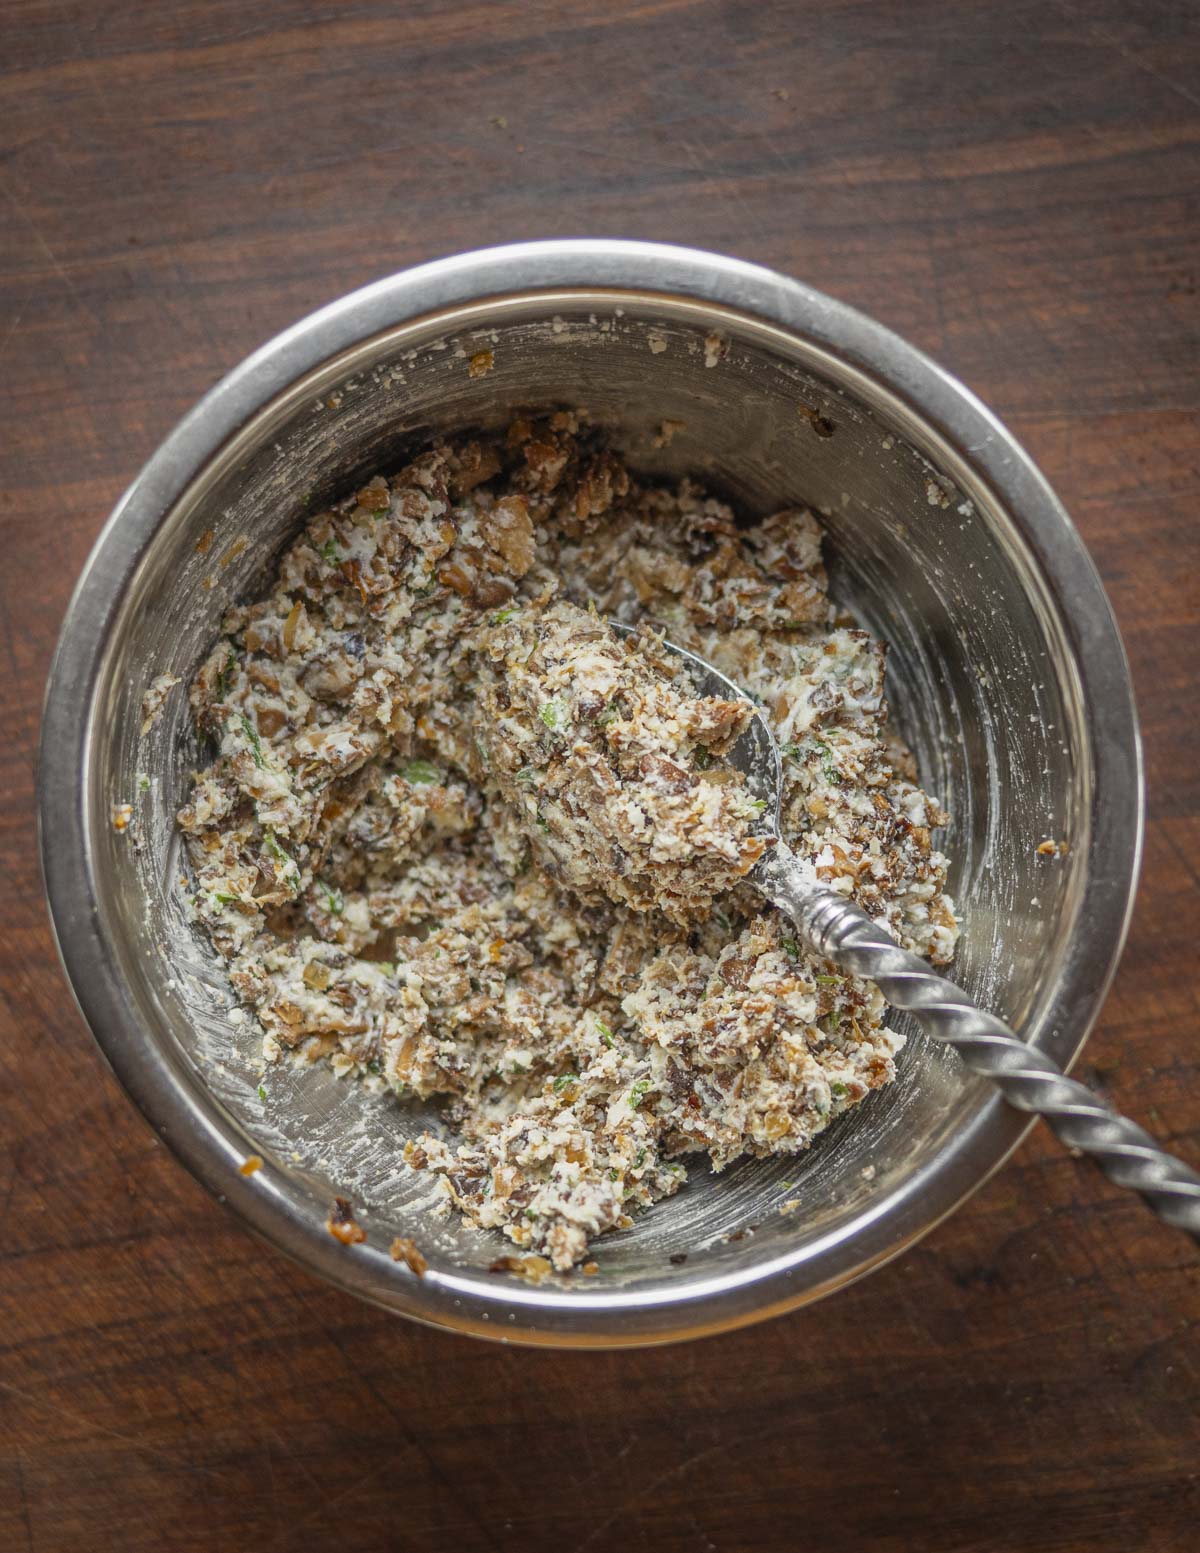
[40,241,1142,1346]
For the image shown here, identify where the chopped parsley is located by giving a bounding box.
[815,742,840,783]
[815,973,841,986]
[830,1082,848,1098]
[262,829,299,886]
[514,766,537,787]
[318,879,345,916]
[781,937,799,959]
[628,1078,652,1109]
[400,759,441,785]
[539,697,568,733]
[238,712,265,768]
[594,1018,616,1049]
[257,1085,268,1102]
[216,650,237,698]
[595,700,622,727]
[492,606,519,624]
[552,1072,577,1093]
[319,537,340,564]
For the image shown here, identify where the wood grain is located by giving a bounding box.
[2,3,1197,1549]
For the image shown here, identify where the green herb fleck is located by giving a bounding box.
[595,700,622,727]
[238,712,265,768]
[492,606,519,625]
[535,814,550,832]
[400,759,441,785]
[595,1018,616,1049]
[553,1072,577,1093]
[137,774,151,792]
[217,650,237,698]
[257,1084,268,1102]
[319,537,340,564]
[712,908,733,934]
[214,892,239,907]
[815,973,841,986]
[781,937,799,958]
[319,879,345,916]
[474,738,489,771]
[514,766,537,788]
[609,1169,620,1183]
[635,1147,646,1169]
[367,1059,382,1075]
[780,741,801,759]
[263,829,298,885]
[539,697,568,733]
[628,1078,652,1110]
[815,742,840,783]
[747,797,768,814]
[694,746,712,770]
[830,1082,848,1098]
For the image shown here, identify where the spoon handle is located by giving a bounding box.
[758,844,1200,1241]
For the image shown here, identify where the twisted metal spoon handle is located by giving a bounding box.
[759,844,1200,1240]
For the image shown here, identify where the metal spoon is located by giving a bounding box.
[612,621,1200,1241]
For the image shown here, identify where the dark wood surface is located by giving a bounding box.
[3,3,1198,1549]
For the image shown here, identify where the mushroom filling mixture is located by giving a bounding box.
[474,600,768,922]
[178,412,960,1273]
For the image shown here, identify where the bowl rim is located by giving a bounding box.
[39,239,1143,1346]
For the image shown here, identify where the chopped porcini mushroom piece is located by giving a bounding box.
[326,1197,366,1245]
[390,1237,428,1276]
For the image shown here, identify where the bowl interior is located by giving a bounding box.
[81,290,1093,1332]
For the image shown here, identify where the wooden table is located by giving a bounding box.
[3,3,1197,1548]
